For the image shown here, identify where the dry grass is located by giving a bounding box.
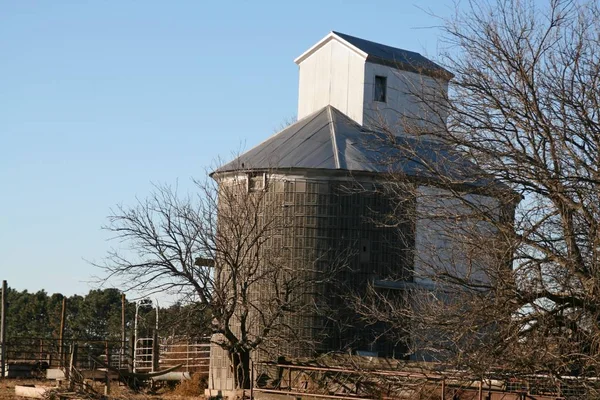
[171,373,207,397]
[1,379,52,400]
[0,378,206,400]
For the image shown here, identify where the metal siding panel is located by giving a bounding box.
[298,56,317,120]
[329,40,350,116]
[362,62,374,127]
[347,51,365,125]
[298,37,366,126]
[297,63,308,119]
[363,64,429,132]
[314,41,332,112]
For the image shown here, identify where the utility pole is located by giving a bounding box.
[121,293,126,370]
[0,280,7,379]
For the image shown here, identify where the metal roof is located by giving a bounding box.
[332,31,452,79]
[294,31,452,80]
[213,106,494,188]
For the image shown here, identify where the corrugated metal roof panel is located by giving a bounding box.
[215,107,337,172]
[333,31,452,78]
[213,105,496,189]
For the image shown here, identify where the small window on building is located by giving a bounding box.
[374,75,387,102]
[247,172,266,192]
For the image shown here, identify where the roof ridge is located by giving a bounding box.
[327,105,368,130]
[332,31,422,57]
[327,106,341,169]
[213,106,337,174]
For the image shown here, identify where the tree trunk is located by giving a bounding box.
[231,349,251,390]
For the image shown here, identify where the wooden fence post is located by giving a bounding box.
[58,298,66,368]
[129,330,135,373]
[0,280,7,379]
[105,364,111,395]
[68,343,78,391]
[441,378,446,400]
[250,358,254,400]
[105,340,109,369]
[152,330,159,372]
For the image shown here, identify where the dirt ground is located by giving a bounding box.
[0,378,204,399]
[0,379,40,400]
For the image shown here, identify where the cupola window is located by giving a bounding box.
[374,75,387,102]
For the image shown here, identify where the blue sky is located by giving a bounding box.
[0,0,452,298]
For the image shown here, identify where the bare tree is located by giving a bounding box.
[101,170,344,390]
[355,0,600,393]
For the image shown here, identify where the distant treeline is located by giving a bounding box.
[3,287,210,341]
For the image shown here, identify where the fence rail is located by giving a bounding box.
[160,342,210,371]
[253,362,590,400]
[134,337,210,373]
[4,337,128,371]
[2,335,210,377]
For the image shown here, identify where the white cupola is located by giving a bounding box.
[294,31,452,132]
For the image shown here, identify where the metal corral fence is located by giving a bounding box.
[159,336,210,373]
[3,335,210,378]
[253,362,591,400]
[2,337,129,376]
[133,336,210,374]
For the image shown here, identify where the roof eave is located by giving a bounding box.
[366,56,454,81]
[294,32,368,65]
